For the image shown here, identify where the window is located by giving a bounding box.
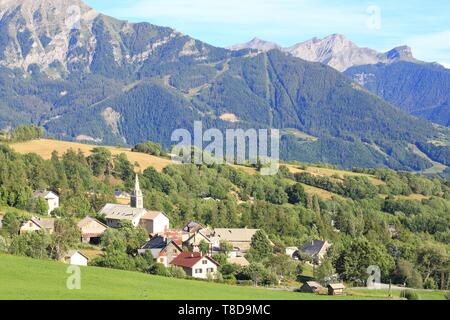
[195,269,203,274]
[159,258,164,263]
[202,260,207,265]
[207,268,214,273]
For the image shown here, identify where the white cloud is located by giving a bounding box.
[407,29,450,64]
[106,0,368,31]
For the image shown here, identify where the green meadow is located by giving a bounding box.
[0,255,446,300]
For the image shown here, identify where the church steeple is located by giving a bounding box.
[131,174,143,209]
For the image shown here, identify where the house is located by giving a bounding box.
[114,190,130,199]
[182,221,205,234]
[184,228,214,253]
[61,250,89,266]
[210,228,262,253]
[140,211,170,235]
[77,216,108,244]
[170,252,220,279]
[138,235,183,267]
[327,283,346,296]
[227,256,250,267]
[20,217,55,234]
[300,281,326,294]
[301,240,331,264]
[100,175,169,234]
[0,214,4,229]
[33,190,59,215]
[286,246,299,259]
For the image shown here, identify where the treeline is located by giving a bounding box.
[0,125,44,142]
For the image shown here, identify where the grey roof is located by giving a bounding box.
[31,217,55,230]
[183,221,205,233]
[301,240,327,257]
[33,190,58,199]
[213,228,259,242]
[305,281,324,288]
[100,204,147,221]
[328,283,345,290]
[114,191,130,197]
[64,250,89,260]
[141,236,167,250]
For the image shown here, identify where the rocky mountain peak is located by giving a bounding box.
[228,37,281,52]
[385,45,415,61]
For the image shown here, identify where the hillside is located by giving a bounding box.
[10,138,386,199]
[345,62,450,126]
[0,0,449,171]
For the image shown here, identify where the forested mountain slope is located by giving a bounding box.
[0,0,449,171]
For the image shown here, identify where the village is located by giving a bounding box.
[0,174,344,296]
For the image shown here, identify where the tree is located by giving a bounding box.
[286,183,307,205]
[264,254,300,279]
[416,242,449,288]
[34,197,49,215]
[9,231,51,259]
[199,240,210,255]
[49,219,81,260]
[219,241,233,256]
[314,257,336,285]
[335,237,395,284]
[247,230,273,262]
[117,221,148,256]
[168,266,186,278]
[132,141,163,156]
[87,147,113,176]
[1,212,22,236]
[239,263,268,286]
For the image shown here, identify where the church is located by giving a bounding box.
[99,174,170,235]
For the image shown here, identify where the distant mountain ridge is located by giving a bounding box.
[0,0,449,172]
[231,35,450,126]
[230,34,419,71]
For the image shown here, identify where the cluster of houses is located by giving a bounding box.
[2,174,345,292]
[8,175,261,279]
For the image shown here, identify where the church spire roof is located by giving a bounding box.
[131,173,143,209]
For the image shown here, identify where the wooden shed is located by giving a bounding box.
[300,281,326,294]
[327,283,346,296]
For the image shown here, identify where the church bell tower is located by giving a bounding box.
[131,174,144,209]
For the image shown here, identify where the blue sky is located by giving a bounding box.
[85,0,450,67]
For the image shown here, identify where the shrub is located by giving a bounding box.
[401,290,419,300]
[167,266,186,279]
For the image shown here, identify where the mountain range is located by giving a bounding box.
[230,34,419,72]
[231,35,450,127]
[0,0,449,172]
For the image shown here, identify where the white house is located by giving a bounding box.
[140,211,170,235]
[33,191,59,215]
[170,252,220,279]
[62,250,89,266]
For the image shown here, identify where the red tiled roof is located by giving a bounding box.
[170,252,219,268]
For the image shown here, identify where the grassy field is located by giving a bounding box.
[288,165,384,186]
[0,254,376,300]
[1,255,446,300]
[11,139,173,173]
